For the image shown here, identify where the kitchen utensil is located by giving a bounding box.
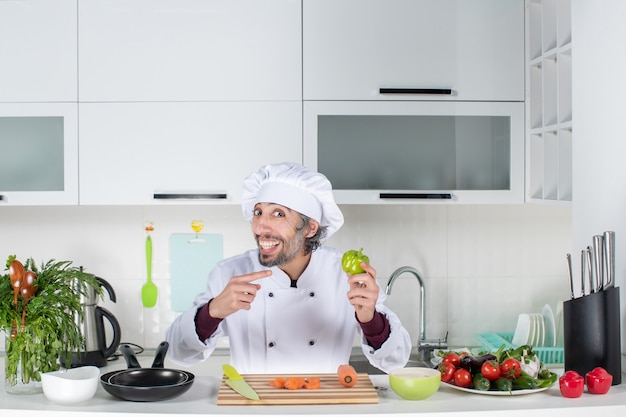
[41,366,100,405]
[603,231,615,290]
[592,235,604,292]
[169,232,223,312]
[19,271,37,328]
[566,253,574,299]
[223,364,260,401]
[217,372,378,405]
[100,341,195,402]
[389,367,440,401]
[586,247,594,293]
[72,276,121,368]
[581,250,587,296]
[8,259,24,337]
[141,220,158,308]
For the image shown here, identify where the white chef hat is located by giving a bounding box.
[241,162,344,239]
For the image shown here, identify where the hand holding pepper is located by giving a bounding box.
[342,249,378,323]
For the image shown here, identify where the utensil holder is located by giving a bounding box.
[563,287,621,385]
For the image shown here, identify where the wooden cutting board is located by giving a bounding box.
[217,373,378,405]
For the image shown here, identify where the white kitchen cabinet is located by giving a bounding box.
[303,0,524,102]
[78,102,302,205]
[304,101,525,204]
[0,0,77,102]
[78,0,301,102]
[0,103,78,205]
[526,0,572,203]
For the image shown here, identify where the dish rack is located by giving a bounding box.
[475,333,564,364]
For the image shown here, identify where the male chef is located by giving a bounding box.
[165,162,411,374]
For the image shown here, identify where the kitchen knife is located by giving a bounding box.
[592,235,604,292]
[586,247,595,293]
[566,253,574,299]
[603,231,615,290]
[581,249,587,296]
[222,364,260,401]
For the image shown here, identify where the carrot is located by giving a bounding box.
[269,377,286,388]
[283,377,305,390]
[304,377,321,390]
[337,364,358,387]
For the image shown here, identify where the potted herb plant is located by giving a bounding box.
[0,255,102,394]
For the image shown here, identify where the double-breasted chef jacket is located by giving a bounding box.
[165,246,411,374]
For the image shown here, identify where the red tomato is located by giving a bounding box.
[453,368,472,388]
[500,358,522,379]
[480,359,500,381]
[559,370,585,398]
[442,353,461,368]
[438,362,456,383]
[586,367,612,394]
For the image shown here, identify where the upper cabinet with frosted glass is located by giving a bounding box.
[526,0,572,203]
[303,0,524,102]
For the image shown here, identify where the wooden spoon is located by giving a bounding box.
[8,260,25,337]
[20,271,38,329]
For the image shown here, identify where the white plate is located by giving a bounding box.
[534,313,545,347]
[511,314,532,346]
[443,382,553,396]
[542,304,557,347]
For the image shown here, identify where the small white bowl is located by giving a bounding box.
[41,366,100,405]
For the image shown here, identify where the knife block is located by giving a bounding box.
[563,287,621,385]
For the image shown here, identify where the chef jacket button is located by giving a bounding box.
[268,342,275,348]
[309,340,315,346]
[309,292,315,297]
[268,292,274,297]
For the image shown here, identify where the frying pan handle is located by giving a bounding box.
[120,344,142,369]
[151,341,169,368]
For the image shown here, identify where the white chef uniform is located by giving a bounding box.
[165,246,411,374]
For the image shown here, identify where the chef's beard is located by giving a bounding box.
[256,228,306,267]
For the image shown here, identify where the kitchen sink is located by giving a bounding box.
[348,356,431,375]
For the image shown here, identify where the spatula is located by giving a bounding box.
[141,221,158,308]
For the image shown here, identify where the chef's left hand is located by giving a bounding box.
[346,261,379,323]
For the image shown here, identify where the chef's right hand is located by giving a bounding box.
[208,270,272,319]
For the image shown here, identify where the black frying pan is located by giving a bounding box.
[100,341,195,402]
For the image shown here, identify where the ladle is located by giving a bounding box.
[20,271,38,329]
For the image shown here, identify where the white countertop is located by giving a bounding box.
[2,354,626,417]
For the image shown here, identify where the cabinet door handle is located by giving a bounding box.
[379,88,452,95]
[379,193,452,200]
[153,193,228,200]
[0,195,4,201]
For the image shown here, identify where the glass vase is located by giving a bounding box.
[4,327,42,395]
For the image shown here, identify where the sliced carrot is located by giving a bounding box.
[269,377,286,388]
[284,377,306,390]
[337,364,358,387]
[304,377,321,390]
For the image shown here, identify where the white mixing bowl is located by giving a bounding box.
[41,366,100,405]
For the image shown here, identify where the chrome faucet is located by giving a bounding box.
[385,266,448,362]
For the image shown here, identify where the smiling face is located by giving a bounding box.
[251,202,319,274]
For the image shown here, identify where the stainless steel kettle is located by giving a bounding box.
[71,276,122,367]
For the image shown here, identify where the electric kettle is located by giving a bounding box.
[71,276,122,367]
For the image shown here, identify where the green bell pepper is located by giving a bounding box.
[341,248,370,274]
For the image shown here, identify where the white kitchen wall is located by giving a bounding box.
[0,203,571,352]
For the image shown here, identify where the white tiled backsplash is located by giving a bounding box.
[0,204,571,351]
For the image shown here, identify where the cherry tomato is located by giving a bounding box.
[453,368,472,388]
[442,353,461,368]
[500,358,522,379]
[480,359,500,381]
[438,362,456,383]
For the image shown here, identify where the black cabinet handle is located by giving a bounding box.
[153,193,227,200]
[0,195,4,201]
[379,88,452,95]
[379,193,452,199]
